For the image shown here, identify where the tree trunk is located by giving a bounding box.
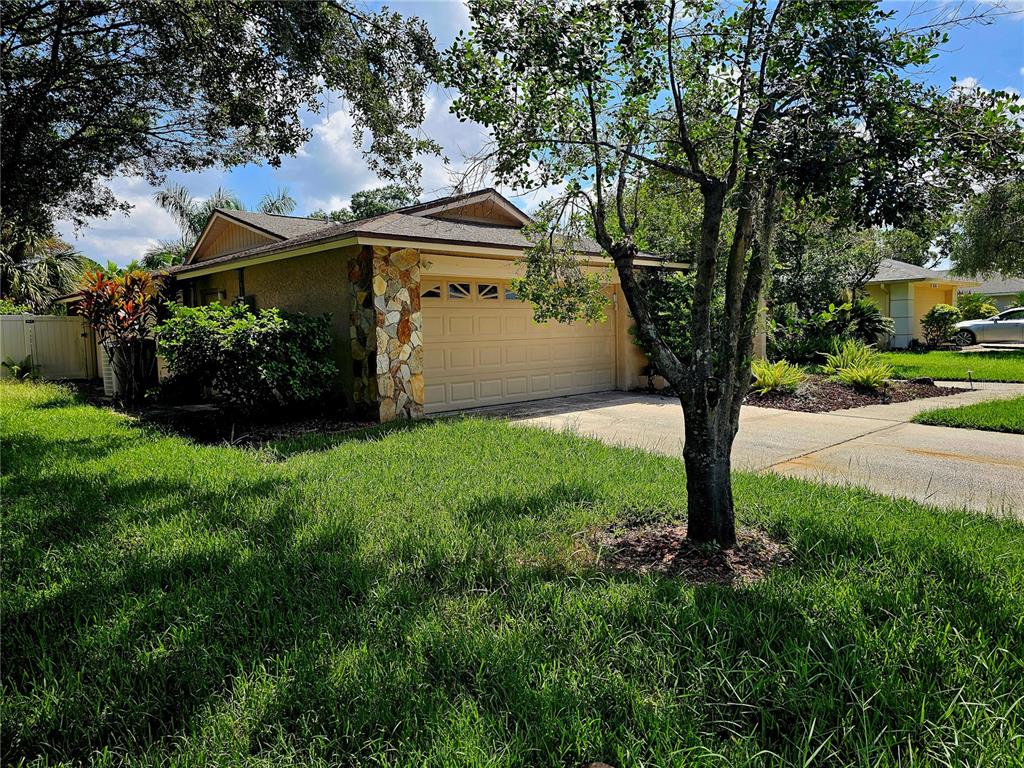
[680,394,738,548]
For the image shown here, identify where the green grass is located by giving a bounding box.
[3,382,1024,767]
[878,350,1024,382]
[912,394,1024,434]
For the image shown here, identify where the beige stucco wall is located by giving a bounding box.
[912,284,955,340]
[181,246,357,397]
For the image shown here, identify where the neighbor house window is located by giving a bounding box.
[448,282,471,300]
[478,283,498,300]
[421,282,442,299]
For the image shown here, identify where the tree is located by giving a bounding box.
[1,0,438,240]
[143,185,297,269]
[446,0,1023,547]
[949,179,1024,278]
[0,232,84,312]
[309,184,418,222]
[956,293,998,321]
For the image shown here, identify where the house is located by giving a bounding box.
[948,272,1024,311]
[166,188,676,421]
[864,258,978,348]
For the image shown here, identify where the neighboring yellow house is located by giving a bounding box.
[864,258,978,348]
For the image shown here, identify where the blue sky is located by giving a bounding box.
[58,0,1024,266]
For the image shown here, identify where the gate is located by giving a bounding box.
[0,315,97,380]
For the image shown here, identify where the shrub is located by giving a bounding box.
[0,298,31,314]
[957,293,998,320]
[750,359,804,395]
[769,299,893,363]
[78,270,163,408]
[821,339,878,376]
[834,360,894,390]
[920,304,962,346]
[156,302,338,414]
[1,355,38,380]
[1014,290,1024,308]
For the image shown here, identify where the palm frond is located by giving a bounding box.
[258,188,296,216]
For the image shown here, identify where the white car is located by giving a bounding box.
[952,307,1024,346]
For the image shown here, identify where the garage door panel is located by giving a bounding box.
[423,277,617,413]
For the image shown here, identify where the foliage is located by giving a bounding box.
[750,359,804,396]
[956,292,999,320]
[309,184,418,223]
[770,300,892,364]
[821,339,880,377]
[1,1,438,240]
[5,381,1024,766]
[913,395,1024,435]
[0,298,31,314]
[444,0,1023,547]
[155,302,337,414]
[1,355,38,380]
[0,232,84,312]
[1015,290,1024,308]
[949,179,1024,278]
[630,270,726,369]
[833,360,895,391]
[880,351,1024,383]
[920,304,962,347]
[144,185,298,269]
[78,270,163,407]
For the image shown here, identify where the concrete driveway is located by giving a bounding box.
[474,382,1024,516]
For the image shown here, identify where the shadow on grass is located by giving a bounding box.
[4,411,1023,765]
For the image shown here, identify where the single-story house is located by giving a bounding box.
[947,272,1024,311]
[864,258,978,348]
[165,188,677,421]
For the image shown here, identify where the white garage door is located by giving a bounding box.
[421,277,616,413]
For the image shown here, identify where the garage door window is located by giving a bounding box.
[421,282,442,299]
[448,282,471,300]
[478,283,498,300]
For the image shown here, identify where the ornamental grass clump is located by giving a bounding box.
[821,339,877,376]
[750,360,805,395]
[834,360,895,391]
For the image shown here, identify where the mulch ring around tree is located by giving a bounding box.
[589,517,793,586]
[744,374,963,413]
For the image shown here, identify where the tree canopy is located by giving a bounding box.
[1,0,438,239]
[308,184,418,223]
[445,0,1024,546]
[948,179,1024,278]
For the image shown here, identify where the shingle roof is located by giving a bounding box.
[214,209,332,240]
[170,204,617,276]
[944,272,1024,296]
[867,258,956,283]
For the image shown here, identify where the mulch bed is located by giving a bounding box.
[139,404,373,446]
[744,374,963,413]
[590,517,792,586]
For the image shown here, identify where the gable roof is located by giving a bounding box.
[867,258,971,284]
[215,209,331,240]
[170,188,672,277]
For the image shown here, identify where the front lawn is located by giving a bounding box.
[913,394,1024,434]
[878,350,1024,382]
[3,382,1024,766]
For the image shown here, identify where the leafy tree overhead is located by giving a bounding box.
[949,179,1024,278]
[143,185,297,270]
[308,184,418,223]
[446,0,1024,547]
[1,0,438,241]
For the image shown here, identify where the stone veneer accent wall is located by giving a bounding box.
[348,247,376,411]
[372,245,425,421]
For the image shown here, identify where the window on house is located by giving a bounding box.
[421,282,442,299]
[478,283,498,300]
[202,289,227,305]
[448,282,471,300]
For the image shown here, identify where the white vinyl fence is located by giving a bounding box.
[0,315,98,380]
